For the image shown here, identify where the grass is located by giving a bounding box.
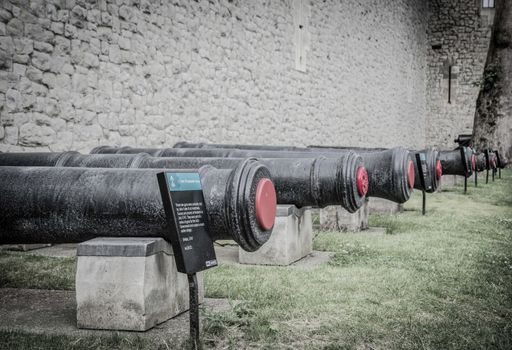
[0,330,159,350]
[0,251,75,290]
[0,170,511,349]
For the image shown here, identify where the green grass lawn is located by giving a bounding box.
[1,170,511,349]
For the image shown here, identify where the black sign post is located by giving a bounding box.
[458,147,469,194]
[415,153,431,215]
[484,150,490,184]
[157,171,218,349]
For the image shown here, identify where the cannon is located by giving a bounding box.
[0,160,277,252]
[454,134,473,148]
[315,146,442,192]
[439,147,474,177]
[174,141,309,152]
[310,146,441,193]
[495,150,508,169]
[490,151,499,181]
[476,153,487,172]
[175,142,440,193]
[91,146,414,204]
[474,151,487,187]
[495,150,508,179]
[0,151,368,213]
[410,148,441,194]
[483,149,499,183]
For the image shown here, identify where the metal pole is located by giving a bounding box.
[422,190,426,215]
[464,176,467,193]
[486,169,489,184]
[188,273,200,349]
[448,65,452,104]
[474,170,478,187]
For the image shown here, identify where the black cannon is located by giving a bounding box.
[314,146,441,194]
[411,148,442,193]
[483,149,499,182]
[311,146,441,194]
[454,134,473,148]
[473,151,486,187]
[495,150,508,179]
[439,147,474,177]
[495,150,508,169]
[174,141,310,152]
[0,151,368,213]
[176,142,440,194]
[91,146,414,204]
[0,160,277,252]
[475,152,487,172]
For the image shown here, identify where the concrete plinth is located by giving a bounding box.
[76,237,203,332]
[238,205,313,266]
[367,198,403,214]
[441,175,458,187]
[319,201,369,232]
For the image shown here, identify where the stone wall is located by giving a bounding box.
[0,0,429,153]
[425,0,494,148]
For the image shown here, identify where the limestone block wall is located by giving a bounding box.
[425,0,494,148]
[0,0,429,153]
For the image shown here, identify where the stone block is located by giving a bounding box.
[6,18,23,37]
[319,200,369,232]
[441,175,458,187]
[34,41,53,53]
[76,237,204,332]
[19,123,56,146]
[5,88,21,112]
[0,36,14,55]
[31,51,51,71]
[367,198,403,214]
[13,38,33,55]
[238,205,313,266]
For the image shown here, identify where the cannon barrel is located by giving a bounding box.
[410,148,441,193]
[91,146,414,203]
[310,146,439,193]
[0,152,368,213]
[0,160,276,252]
[439,147,474,177]
[174,142,440,193]
[495,150,508,169]
[476,153,487,172]
[490,151,498,170]
[308,145,441,193]
[483,150,498,170]
[174,141,312,152]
